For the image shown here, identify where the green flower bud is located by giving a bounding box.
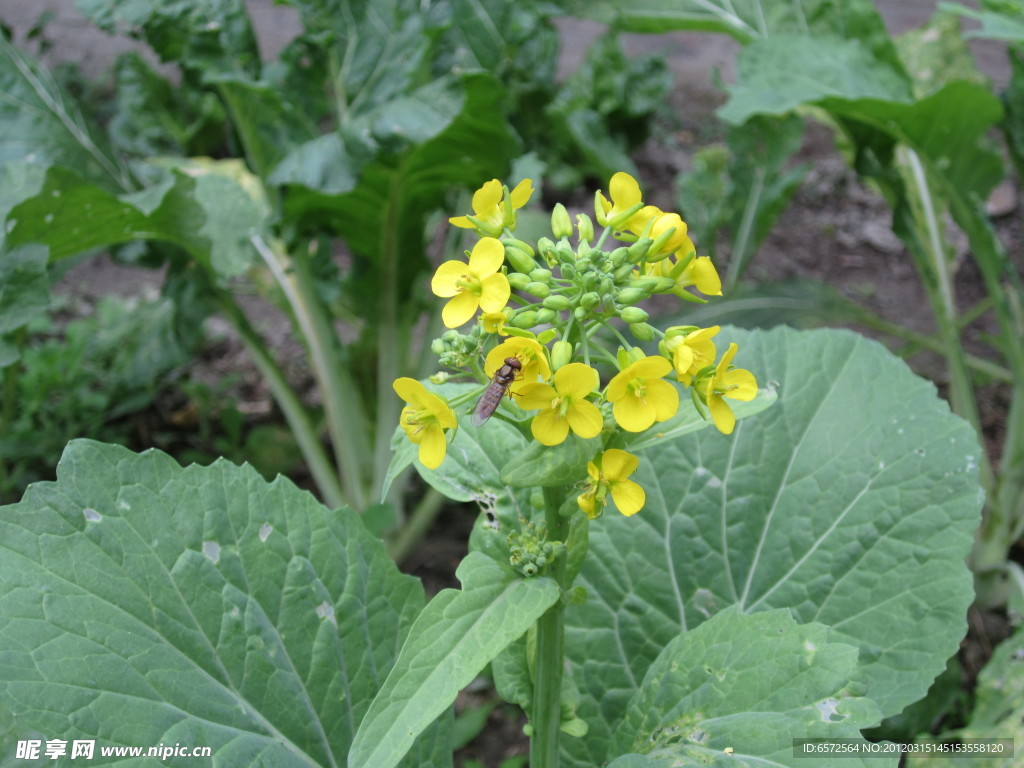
[509,310,538,328]
[599,276,614,296]
[524,281,551,298]
[551,203,573,239]
[629,322,656,341]
[430,338,446,355]
[582,272,599,291]
[561,263,578,280]
[508,272,531,290]
[629,276,662,292]
[575,213,594,242]
[504,245,537,274]
[535,307,557,324]
[609,246,630,267]
[502,237,535,257]
[613,263,634,282]
[542,295,572,311]
[551,340,573,370]
[555,241,576,264]
[537,236,556,261]
[580,291,600,310]
[619,306,649,324]
[616,287,648,305]
[627,237,652,264]
[529,268,553,283]
[574,306,588,321]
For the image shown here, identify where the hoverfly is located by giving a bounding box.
[472,357,522,426]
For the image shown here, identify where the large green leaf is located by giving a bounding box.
[5,160,267,276]
[563,326,982,766]
[0,440,448,766]
[349,553,559,768]
[0,245,49,339]
[610,608,894,768]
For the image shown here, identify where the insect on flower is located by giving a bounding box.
[472,357,522,426]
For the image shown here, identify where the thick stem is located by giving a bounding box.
[530,486,570,768]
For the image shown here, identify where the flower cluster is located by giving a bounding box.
[394,173,758,518]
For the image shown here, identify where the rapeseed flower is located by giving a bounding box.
[432,237,510,328]
[577,449,645,518]
[606,355,679,432]
[394,378,457,468]
[518,363,603,446]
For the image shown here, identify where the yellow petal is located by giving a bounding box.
[432,260,469,297]
[418,424,447,468]
[611,479,645,516]
[531,408,569,446]
[609,172,641,208]
[554,362,599,398]
[471,179,502,214]
[708,396,737,434]
[510,178,534,208]
[692,256,722,296]
[518,382,557,410]
[724,369,759,401]
[647,378,680,422]
[448,215,475,229]
[468,237,506,276]
[478,273,511,313]
[566,400,603,438]
[613,395,656,432]
[393,377,427,407]
[633,355,673,379]
[602,449,640,480]
[442,291,480,328]
[606,368,632,401]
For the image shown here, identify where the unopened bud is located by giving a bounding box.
[504,245,536,274]
[575,213,594,242]
[627,238,653,264]
[551,340,573,370]
[542,295,572,311]
[529,268,553,283]
[619,307,649,324]
[580,292,600,310]
[551,203,573,239]
[609,246,630,267]
[503,237,535,257]
[535,308,556,324]
[629,322,656,341]
[509,310,537,328]
[507,272,531,290]
[537,236,556,262]
[524,281,550,298]
[616,287,648,305]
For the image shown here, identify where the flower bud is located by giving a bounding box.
[535,308,557,324]
[537,236,556,262]
[627,238,652,264]
[574,306,588,321]
[616,287,648,305]
[629,322,656,341]
[561,264,577,280]
[580,291,600,310]
[502,237,535,257]
[575,213,594,242]
[524,281,551,298]
[555,241,576,264]
[608,246,630,267]
[529,268,553,283]
[542,295,572,311]
[613,263,634,282]
[619,306,649,324]
[551,203,573,239]
[504,245,536,274]
[509,310,537,328]
[551,340,573,370]
[507,272,531,290]
[430,338,446,355]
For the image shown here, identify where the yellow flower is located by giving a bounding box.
[577,449,645,518]
[393,378,458,469]
[596,172,644,228]
[449,178,534,237]
[479,309,511,335]
[431,237,511,328]
[665,326,719,385]
[606,355,679,432]
[518,363,604,446]
[628,207,694,257]
[484,337,551,393]
[701,343,758,435]
[644,253,722,298]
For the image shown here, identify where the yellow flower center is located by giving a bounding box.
[455,273,481,292]
[628,378,648,401]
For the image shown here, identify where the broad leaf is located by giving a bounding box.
[0,244,49,338]
[350,552,559,768]
[0,440,448,766]
[610,608,893,768]
[6,160,268,276]
[563,326,982,766]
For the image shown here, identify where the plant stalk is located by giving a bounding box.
[530,485,570,768]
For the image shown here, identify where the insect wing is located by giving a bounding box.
[472,379,506,426]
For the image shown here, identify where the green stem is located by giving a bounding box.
[530,485,570,768]
[214,290,346,510]
[250,235,369,510]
